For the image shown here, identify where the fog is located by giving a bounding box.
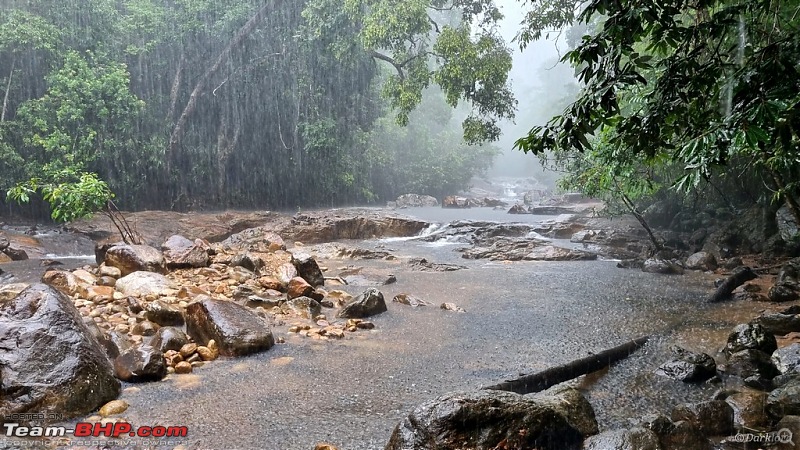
[488,0,580,186]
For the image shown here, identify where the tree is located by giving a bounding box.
[515,0,800,227]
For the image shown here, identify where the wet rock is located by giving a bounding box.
[393,293,432,307]
[670,400,733,436]
[442,195,471,208]
[582,427,660,450]
[174,361,192,374]
[115,271,177,297]
[655,346,716,383]
[197,345,218,361]
[394,194,438,208]
[287,276,314,299]
[144,300,185,327]
[508,204,529,214]
[257,276,285,292]
[4,246,28,261]
[162,234,208,268]
[0,284,120,421]
[684,252,717,271]
[186,297,274,357]
[326,290,353,307]
[525,245,597,261]
[766,378,800,420]
[386,388,596,450]
[99,264,122,278]
[277,262,299,285]
[99,399,129,417]
[281,296,322,319]
[724,323,777,357]
[440,302,466,313]
[770,282,800,302]
[131,320,159,337]
[725,349,780,379]
[337,288,387,319]
[150,327,190,353]
[291,252,324,287]
[221,227,286,252]
[0,233,8,251]
[179,343,197,358]
[340,267,397,286]
[97,275,117,287]
[725,390,769,430]
[756,312,800,336]
[41,270,87,297]
[104,244,166,276]
[230,253,263,272]
[773,343,800,375]
[100,330,133,361]
[658,420,712,450]
[407,257,466,272]
[777,205,799,242]
[113,344,167,382]
[642,258,684,275]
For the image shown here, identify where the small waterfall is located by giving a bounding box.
[723,15,747,119]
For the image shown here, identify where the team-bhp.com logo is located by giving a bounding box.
[4,422,188,438]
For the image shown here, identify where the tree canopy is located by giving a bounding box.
[515,0,800,225]
[1,0,510,215]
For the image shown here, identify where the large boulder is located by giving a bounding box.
[104,244,166,276]
[161,235,208,268]
[115,271,177,297]
[337,288,387,319]
[0,284,120,421]
[725,390,770,430]
[755,311,800,335]
[670,400,734,436]
[777,206,799,242]
[185,297,275,357]
[386,388,597,450]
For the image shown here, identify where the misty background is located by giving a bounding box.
[488,0,579,185]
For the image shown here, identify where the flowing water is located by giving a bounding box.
[1,208,770,449]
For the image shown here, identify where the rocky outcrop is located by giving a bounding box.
[462,239,596,261]
[104,244,166,276]
[0,284,120,422]
[186,297,275,356]
[386,388,597,450]
[282,211,429,244]
[337,288,387,318]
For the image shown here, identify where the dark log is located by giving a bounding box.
[708,266,757,303]
[482,336,650,395]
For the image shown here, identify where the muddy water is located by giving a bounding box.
[3,209,775,449]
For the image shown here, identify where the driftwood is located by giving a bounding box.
[482,336,650,395]
[708,266,757,303]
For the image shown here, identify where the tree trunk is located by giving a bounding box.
[215,113,240,203]
[1,57,15,124]
[620,191,663,252]
[166,55,185,124]
[167,0,281,169]
[483,336,650,395]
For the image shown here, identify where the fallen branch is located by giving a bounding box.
[483,336,650,395]
[708,266,757,303]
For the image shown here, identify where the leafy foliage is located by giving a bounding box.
[7,171,113,222]
[516,0,800,223]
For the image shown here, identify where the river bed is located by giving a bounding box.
[1,207,773,449]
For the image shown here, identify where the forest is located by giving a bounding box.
[1,0,799,232]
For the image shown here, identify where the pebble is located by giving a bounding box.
[179,343,198,358]
[196,346,217,361]
[99,400,129,417]
[174,361,192,374]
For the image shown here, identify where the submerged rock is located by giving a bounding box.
[0,284,120,421]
